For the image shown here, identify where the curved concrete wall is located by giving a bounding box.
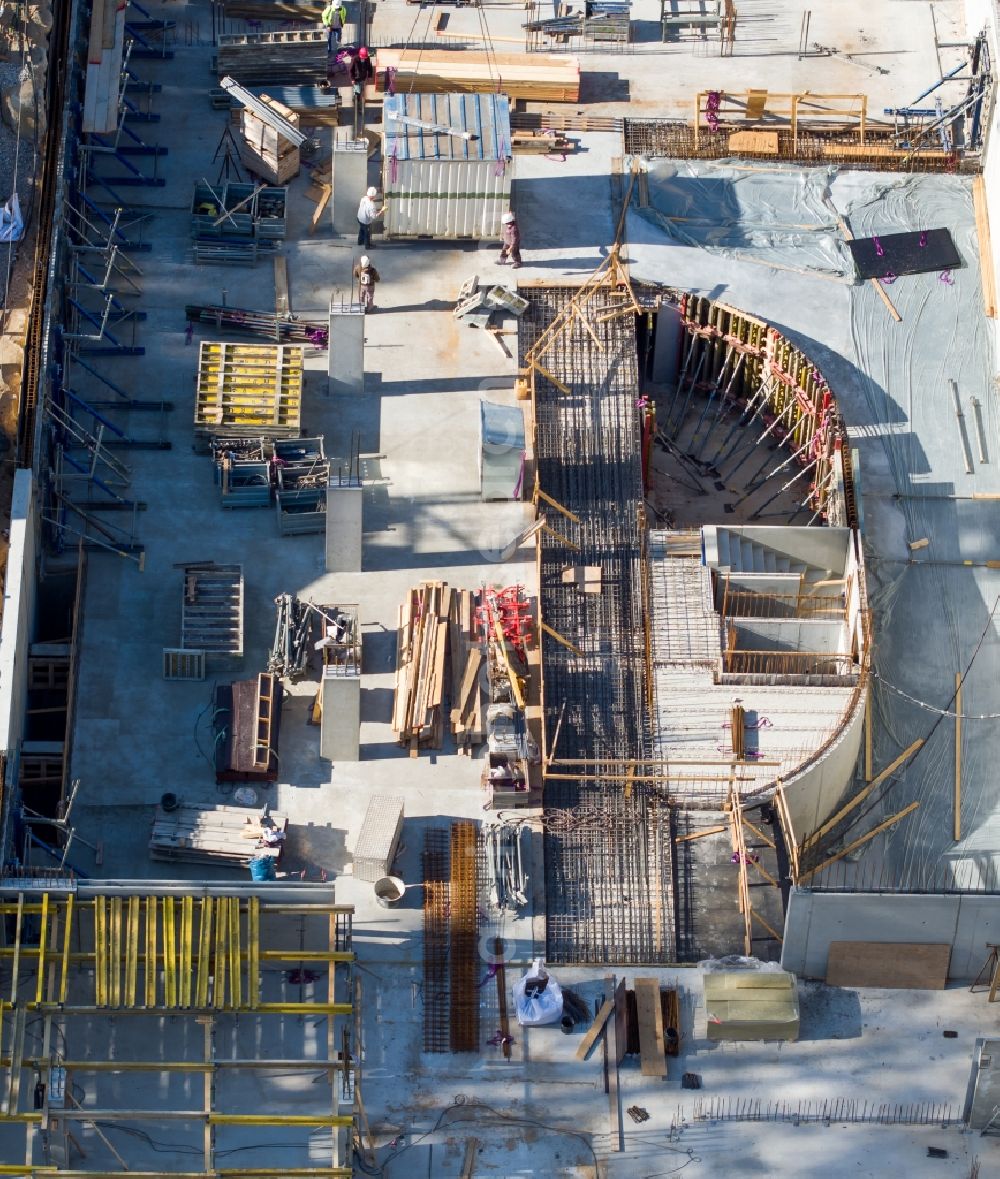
[781,686,868,842]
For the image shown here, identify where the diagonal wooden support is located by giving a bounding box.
[801,738,923,851]
[541,522,580,551]
[528,359,570,395]
[533,481,581,524]
[799,801,920,882]
[540,620,584,658]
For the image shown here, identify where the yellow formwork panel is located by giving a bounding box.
[195,341,304,437]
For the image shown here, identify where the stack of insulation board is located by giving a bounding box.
[194,342,303,443]
[382,93,512,241]
[702,970,800,1041]
[239,94,301,186]
[371,50,581,103]
[83,0,126,133]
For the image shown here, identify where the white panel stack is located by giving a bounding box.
[353,795,404,883]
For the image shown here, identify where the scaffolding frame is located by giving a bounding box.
[0,886,358,1178]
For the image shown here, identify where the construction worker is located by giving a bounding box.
[321,0,347,50]
[498,210,522,269]
[350,46,374,118]
[353,255,381,312]
[356,185,385,249]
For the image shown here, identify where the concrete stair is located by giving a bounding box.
[702,525,825,581]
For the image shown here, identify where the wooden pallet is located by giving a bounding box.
[180,563,245,658]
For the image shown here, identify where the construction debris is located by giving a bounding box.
[455,276,528,331]
[269,593,318,681]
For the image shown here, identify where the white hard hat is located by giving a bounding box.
[366,186,377,198]
[502,211,515,223]
[360,255,370,267]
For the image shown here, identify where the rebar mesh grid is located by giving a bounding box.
[449,821,480,1052]
[522,285,676,964]
[622,119,971,173]
[421,829,450,1053]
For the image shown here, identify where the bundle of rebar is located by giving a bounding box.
[268,593,316,681]
[449,821,480,1053]
[484,821,528,912]
[186,305,328,347]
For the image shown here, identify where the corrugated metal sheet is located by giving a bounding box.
[383,93,511,162]
[382,92,513,240]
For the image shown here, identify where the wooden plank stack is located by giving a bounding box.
[83,0,126,134]
[449,588,485,753]
[372,50,581,104]
[392,582,485,754]
[149,803,288,866]
[239,94,302,186]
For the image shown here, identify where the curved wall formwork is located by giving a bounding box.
[525,264,872,964]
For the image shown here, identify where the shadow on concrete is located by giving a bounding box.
[796,982,864,1040]
[383,299,455,313]
[284,820,350,874]
[518,254,608,270]
[361,685,394,724]
[368,374,504,395]
[579,71,630,102]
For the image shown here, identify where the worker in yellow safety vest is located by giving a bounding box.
[321,1,347,50]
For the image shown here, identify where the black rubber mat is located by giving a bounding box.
[848,228,961,279]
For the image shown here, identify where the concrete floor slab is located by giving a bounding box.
[27,0,1000,1172]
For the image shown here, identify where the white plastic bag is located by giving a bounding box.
[0,192,22,243]
[513,958,563,1026]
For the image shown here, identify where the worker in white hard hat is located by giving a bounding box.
[498,210,522,269]
[357,186,386,250]
[353,254,381,312]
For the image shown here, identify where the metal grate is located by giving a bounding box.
[162,648,206,681]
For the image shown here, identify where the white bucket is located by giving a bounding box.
[374,876,405,908]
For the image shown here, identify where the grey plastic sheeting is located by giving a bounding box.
[636,160,852,278]
[628,164,1000,893]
